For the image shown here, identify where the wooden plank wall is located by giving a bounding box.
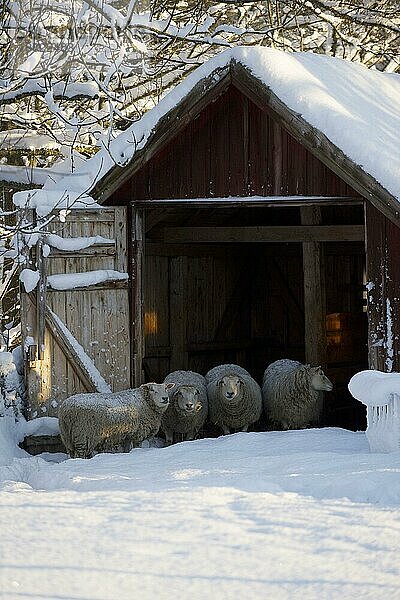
[24,208,130,418]
[143,245,305,385]
[365,202,400,372]
[111,85,356,203]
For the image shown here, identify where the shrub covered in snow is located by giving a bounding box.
[0,349,24,418]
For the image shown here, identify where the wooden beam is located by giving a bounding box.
[47,244,116,258]
[158,225,364,244]
[133,195,362,209]
[301,207,326,367]
[43,307,99,393]
[131,207,145,386]
[146,242,302,258]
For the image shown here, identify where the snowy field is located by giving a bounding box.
[1,423,400,600]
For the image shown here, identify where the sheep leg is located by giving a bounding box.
[241,425,249,432]
[221,424,231,435]
[163,427,174,445]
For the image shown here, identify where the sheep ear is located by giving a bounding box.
[165,382,175,390]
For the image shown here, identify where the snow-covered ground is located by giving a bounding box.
[1,420,399,600]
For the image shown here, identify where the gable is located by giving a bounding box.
[107,85,356,205]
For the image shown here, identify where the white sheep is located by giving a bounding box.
[161,370,208,444]
[262,359,333,430]
[205,364,262,434]
[59,382,174,458]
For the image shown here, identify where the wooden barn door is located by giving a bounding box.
[21,207,131,418]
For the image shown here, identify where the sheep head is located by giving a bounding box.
[141,382,174,411]
[173,385,203,415]
[309,367,333,392]
[218,375,244,402]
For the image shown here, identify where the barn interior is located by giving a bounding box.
[140,201,368,431]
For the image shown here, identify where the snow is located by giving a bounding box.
[45,233,114,251]
[16,416,59,437]
[42,46,400,205]
[13,189,99,217]
[348,370,400,407]
[47,269,128,290]
[0,164,56,186]
[349,371,400,453]
[19,268,40,293]
[0,427,399,599]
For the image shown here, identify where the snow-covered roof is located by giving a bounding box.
[29,47,400,211]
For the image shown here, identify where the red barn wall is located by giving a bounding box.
[110,85,356,204]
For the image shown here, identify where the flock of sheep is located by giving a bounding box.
[59,359,333,459]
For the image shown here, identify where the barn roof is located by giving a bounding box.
[17,47,400,221]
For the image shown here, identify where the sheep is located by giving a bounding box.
[59,382,174,459]
[262,359,333,430]
[205,364,262,434]
[161,370,208,444]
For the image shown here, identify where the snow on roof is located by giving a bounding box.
[41,47,400,204]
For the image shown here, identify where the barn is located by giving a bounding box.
[17,47,400,434]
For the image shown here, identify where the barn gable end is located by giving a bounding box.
[107,84,356,204]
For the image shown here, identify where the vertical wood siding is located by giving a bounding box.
[122,85,355,202]
[24,208,130,418]
[365,202,400,372]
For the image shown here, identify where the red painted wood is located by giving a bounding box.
[109,85,357,204]
[365,202,400,371]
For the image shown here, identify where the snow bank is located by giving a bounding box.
[0,417,27,466]
[0,428,399,599]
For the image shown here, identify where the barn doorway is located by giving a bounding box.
[139,199,368,431]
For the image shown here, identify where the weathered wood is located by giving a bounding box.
[36,238,47,360]
[22,207,130,416]
[169,256,188,371]
[47,280,129,292]
[133,196,361,208]
[231,61,400,226]
[365,202,400,371]
[94,69,232,202]
[267,258,304,322]
[158,225,364,243]
[301,206,326,367]
[48,244,116,257]
[132,207,145,385]
[213,264,250,342]
[43,306,100,393]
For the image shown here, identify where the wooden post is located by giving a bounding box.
[36,237,47,360]
[301,206,326,367]
[131,207,145,386]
